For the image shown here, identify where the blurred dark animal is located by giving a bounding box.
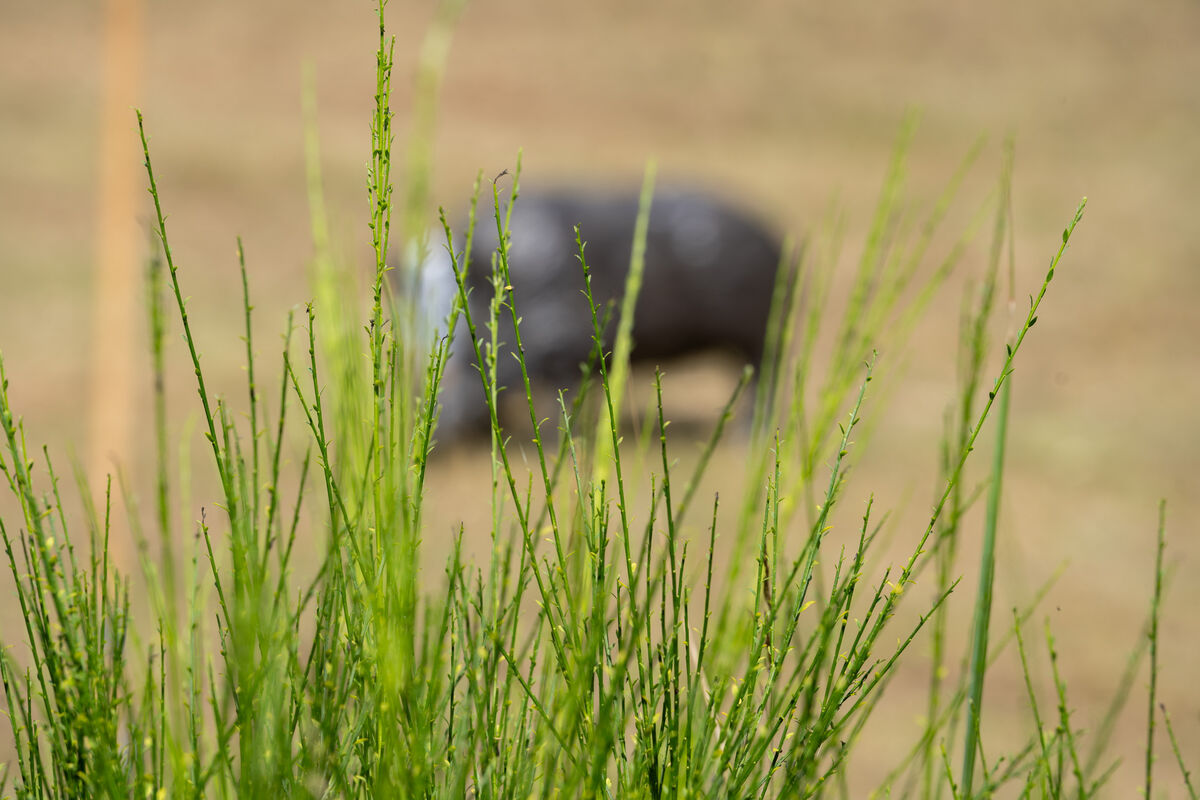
[408,186,784,444]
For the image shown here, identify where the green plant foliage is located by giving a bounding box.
[0,5,1188,800]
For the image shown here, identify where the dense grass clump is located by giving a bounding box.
[0,6,1192,800]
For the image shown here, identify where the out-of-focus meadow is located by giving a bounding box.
[2,0,1197,793]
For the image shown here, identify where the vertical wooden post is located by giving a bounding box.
[89,0,143,503]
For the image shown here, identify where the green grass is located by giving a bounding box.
[0,5,1191,799]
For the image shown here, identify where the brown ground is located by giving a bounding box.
[2,1,1198,795]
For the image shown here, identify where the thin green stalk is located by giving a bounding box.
[924,138,1010,800]
[136,110,236,521]
[590,161,656,485]
[1145,499,1166,799]
[1162,704,1198,800]
[959,373,1010,795]
[147,228,173,594]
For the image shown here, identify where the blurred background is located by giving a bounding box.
[2,0,1197,794]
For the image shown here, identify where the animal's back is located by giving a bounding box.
[423,185,783,441]
[467,187,781,376]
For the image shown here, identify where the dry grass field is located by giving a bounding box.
[2,0,1197,794]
